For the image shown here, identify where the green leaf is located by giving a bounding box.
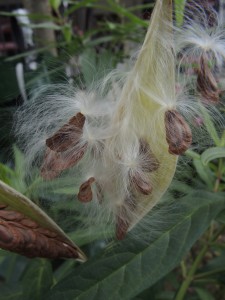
[193,159,214,188]
[0,284,23,300]
[46,191,225,300]
[0,252,28,283]
[216,209,225,224]
[201,147,225,166]
[200,106,220,146]
[49,0,61,11]
[21,259,53,300]
[195,288,215,300]
[174,0,186,27]
[62,24,72,43]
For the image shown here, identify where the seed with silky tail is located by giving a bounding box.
[41,112,87,179]
[46,112,86,152]
[130,171,153,195]
[116,196,136,240]
[78,177,95,203]
[139,138,159,172]
[41,145,87,180]
[196,55,220,103]
[165,110,192,155]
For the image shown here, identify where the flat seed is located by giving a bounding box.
[46,112,85,152]
[165,110,192,155]
[20,218,39,229]
[116,215,129,240]
[41,144,87,180]
[0,223,14,244]
[0,204,7,210]
[78,177,95,203]
[115,196,136,240]
[197,55,220,103]
[0,210,24,221]
[139,138,159,172]
[132,172,152,195]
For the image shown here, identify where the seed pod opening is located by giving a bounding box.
[165,110,192,155]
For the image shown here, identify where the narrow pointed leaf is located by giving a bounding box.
[201,147,225,166]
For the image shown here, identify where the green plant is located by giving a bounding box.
[1,0,225,299]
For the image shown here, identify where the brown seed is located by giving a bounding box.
[41,144,87,180]
[78,177,95,203]
[165,110,192,155]
[139,139,159,172]
[115,196,136,240]
[197,55,220,103]
[0,223,14,244]
[0,210,24,221]
[116,214,129,240]
[46,112,86,152]
[0,204,7,210]
[20,218,39,229]
[132,171,153,195]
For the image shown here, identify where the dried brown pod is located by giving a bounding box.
[0,209,79,259]
[78,177,95,203]
[41,144,87,180]
[139,138,159,172]
[165,110,192,155]
[197,55,220,103]
[46,112,86,152]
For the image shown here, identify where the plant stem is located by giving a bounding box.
[175,244,208,300]
[175,225,225,300]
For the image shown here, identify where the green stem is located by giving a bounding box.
[185,149,200,160]
[175,225,225,300]
[175,244,208,300]
[214,158,224,192]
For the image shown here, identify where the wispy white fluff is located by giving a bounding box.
[15,0,224,238]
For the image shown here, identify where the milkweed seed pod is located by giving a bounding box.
[0,181,87,260]
[16,0,200,240]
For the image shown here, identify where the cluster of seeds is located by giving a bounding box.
[0,204,79,258]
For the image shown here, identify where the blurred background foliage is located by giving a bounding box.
[0,0,225,299]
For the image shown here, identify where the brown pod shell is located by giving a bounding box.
[165,110,192,155]
[46,112,86,152]
[139,138,160,172]
[197,55,220,103]
[78,177,95,203]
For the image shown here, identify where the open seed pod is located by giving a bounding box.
[0,180,87,261]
